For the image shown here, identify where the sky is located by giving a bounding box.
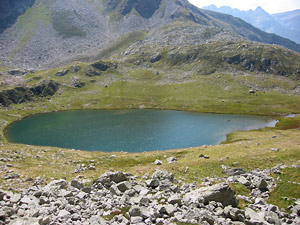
[188,0,300,14]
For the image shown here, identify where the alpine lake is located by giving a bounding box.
[5,110,276,152]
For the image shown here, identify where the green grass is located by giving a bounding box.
[0,52,300,211]
[97,30,147,59]
[268,167,300,210]
[51,11,86,38]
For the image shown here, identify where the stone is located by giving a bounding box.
[98,171,129,184]
[130,216,143,224]
[167,157,177,163]
[110,184,122,196]
[20,195,39,206]
[264,211,281,225]
[224,206,245,222]
[245,208,269,225]
[85,68,101,77]
[271,148,279,152]
[183,183,238,207]
[117,181,132,192]
[292,204,300,216]
[185,167,189,173]
[45,179,67,189]
[71,78,85,88]
[252,177,268,190]
[150,54,162,63]
[57,210,71,219]
[9,217,40,225]
[55,69,69,77]
[129,206,142,217]
[145,179,159,188]
[151,170,175,182]
[255,197,268,206]
[91,61,114,71]
[154,160,162,165]
[223,168,246,176]
[71,180,84,189]
[8,70,26,76]
[140,207,151,219]
[237,176,251,186]
[164,204,176,216]
[168,194,182,205]
[72,65,81,72]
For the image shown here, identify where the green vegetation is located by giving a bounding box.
[0,41,300,210]
[97,30,147,59]
[51,11,86,38]
[269,167,300,211]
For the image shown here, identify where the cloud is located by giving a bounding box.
[188,0,300,13]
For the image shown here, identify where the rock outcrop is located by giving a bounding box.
[0,80,59,107]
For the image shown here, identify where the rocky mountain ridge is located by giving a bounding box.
[203,5,300,44]
[0,0,300,70]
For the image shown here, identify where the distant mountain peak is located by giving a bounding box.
[203,4,300,44]
[0,0,299,69]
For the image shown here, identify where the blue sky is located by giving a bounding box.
[188,0,300,14]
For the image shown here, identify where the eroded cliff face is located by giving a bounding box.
[0,0,35,32]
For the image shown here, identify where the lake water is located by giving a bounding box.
[5,110,275,152]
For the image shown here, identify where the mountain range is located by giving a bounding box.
[203,5,300,44]
[0,0,300,70]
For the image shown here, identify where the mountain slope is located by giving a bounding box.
[272,9,300,31]
[203,5,300,44]
[0,0,299,70]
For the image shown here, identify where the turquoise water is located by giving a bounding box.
[5,110,275,152]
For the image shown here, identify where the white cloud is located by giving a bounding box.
[188,0,300,13]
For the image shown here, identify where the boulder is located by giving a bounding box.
[245,208,270,225]
[96,171,130,186]
[20,195,39,206]
[8,69,26,76]
[117,181,132,192]
[57,209,71,220]
[45,179,67,189]
[152,170,175,182]
[252,176,268,190]
[129,206,142,217]
[154,159,162,165]
[237,176,251,186]
[72,65,81,72]
[145,179,159,188]
[183,183,238,207]
[9,217,40,225]
[292,204,300,216]
[85,68,101,77]
[224,205,245,222]
[264,211,281,225]
[70,180,84,189]
[150,54,162,63]
[91,61,116,71]
[71,78,85,88]
[223,168,246,176]
[55,69,69,77]
[168,194,182,205]
[167,157,177,163]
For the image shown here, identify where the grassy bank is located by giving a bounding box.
[0,60,300,211]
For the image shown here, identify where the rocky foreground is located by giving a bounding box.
[1,164,300,225]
